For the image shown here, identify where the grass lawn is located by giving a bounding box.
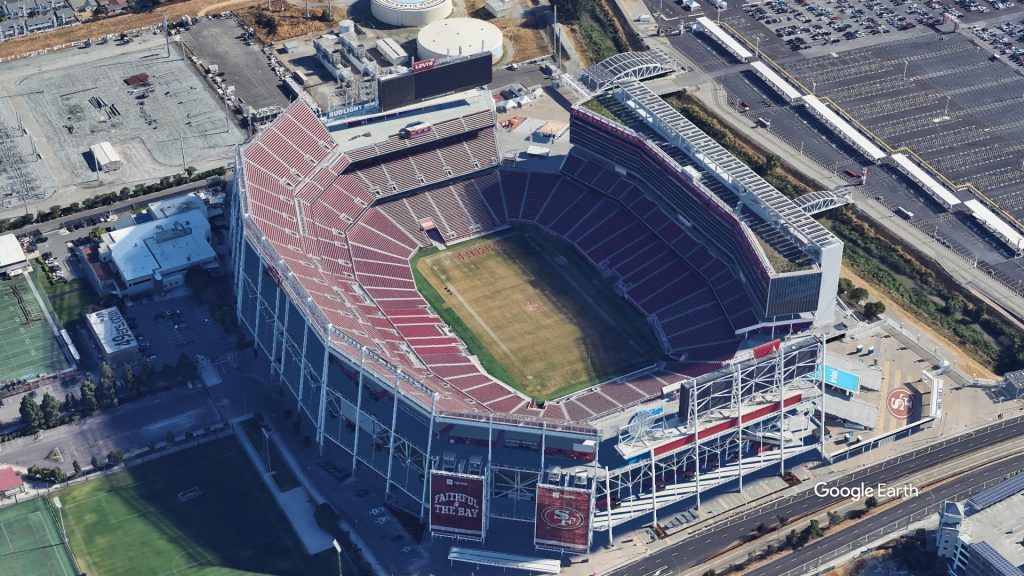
[0,497,78,576]
[53,436,334,576]
[411,224,663,401]
[32,260,102,327]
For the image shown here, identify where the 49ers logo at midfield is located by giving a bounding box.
[540,505,585,530]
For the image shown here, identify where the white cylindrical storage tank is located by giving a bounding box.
[371,0,451,27]
[416,17,504,63]
[338,19,355,35]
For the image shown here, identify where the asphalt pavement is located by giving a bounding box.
[745,451,1024,576]
[609,414,1024,576]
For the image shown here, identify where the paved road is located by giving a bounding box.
[610,415,1024,576]
[0,387,220,472]
[7,173,229,241]
[746,451,1024,576]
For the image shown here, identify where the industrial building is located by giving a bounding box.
[89,141,122,172]
[938,474,1024,576]
[371,0,451,27]
[0,233,30,277]
[85,306,138,365]
[416,18,504,62]
[91,210,216,296]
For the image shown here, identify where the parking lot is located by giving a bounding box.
[121,294,235,371]
[180,17,290,115]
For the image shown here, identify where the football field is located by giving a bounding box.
[0,497,78,576]
[54,436,332,576]
[412,225,663,400]
[0,274,69,381]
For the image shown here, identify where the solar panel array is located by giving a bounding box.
[970,542,1024,576]
[966,473,1024,512]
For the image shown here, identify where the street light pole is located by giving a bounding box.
[333,539,344,576]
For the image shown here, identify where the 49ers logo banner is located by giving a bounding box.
[429,471,485,539]
[535,485,591,552]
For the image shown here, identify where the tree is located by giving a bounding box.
[97,363,118,409]
[318,7,331,21]
[123,364,138,398]
[79,380,98,415]
[837,277,853,295]
[63,392,76,413]
[827,510,843,527]
[73,460,82,476]
[41,392,61,428]
[19,395,44,432]
[847,286,869,304]
[785,529,799,550]
[550,0,592,22]
[175,353,197,382]
[185,165,197,177]
[807,519,823,539]
[140,358,153,388]
[863,301,886,319]
[865,496,879,509]
[91,455,101,470]
[764,154,782,173]
[166,431,176,446]
[107,450,124,466]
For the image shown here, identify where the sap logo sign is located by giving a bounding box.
[540,506,584,530]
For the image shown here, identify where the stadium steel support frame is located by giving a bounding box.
[592,338,823,536]
[229,148,830,549]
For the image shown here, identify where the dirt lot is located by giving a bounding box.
[0,0,261,60]
[236,4,339,43]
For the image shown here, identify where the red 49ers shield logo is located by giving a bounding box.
[541,505,585,530]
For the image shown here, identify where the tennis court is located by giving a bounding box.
[0,496,78,576]
[0,274,69,381]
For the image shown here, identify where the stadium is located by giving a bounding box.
[228,55,843,557]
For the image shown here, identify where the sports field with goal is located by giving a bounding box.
[0,497,78,576]
[0,274,69,382]
[53,436,334,576]
[412,225,663,401]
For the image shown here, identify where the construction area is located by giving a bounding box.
[0,33,245,220]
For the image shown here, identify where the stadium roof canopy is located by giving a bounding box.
[614,79,840,252]
[579,49,677,91]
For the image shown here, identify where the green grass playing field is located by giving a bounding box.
[0,497,78,576]
[53,436,334,576]
[0,274,70,382]
[412,225,664,401]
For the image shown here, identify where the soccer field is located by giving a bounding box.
[412,225,664,400]
[0,274,69,382]
[54,436,332,576]
[0,497,78,576]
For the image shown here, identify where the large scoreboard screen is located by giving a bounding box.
[378,53,492,112]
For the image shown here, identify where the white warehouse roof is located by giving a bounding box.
[85,307,137,356]
[750,61,802,102]
[890,154,961,209]
[964,199,1024,252]
[801,95,887,162]
[107,209,215,285]
[695,17,753,62]
[90,141,121,169]
[417,18,503,62]
[0,233,26,269]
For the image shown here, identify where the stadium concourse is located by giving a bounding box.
[228,69,842,560]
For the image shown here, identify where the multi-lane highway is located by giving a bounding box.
[747,450,1024,576]
[610,415,1024,575]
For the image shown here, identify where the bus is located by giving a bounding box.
[895,206,915,220]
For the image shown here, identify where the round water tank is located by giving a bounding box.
[371,0,452,27]
[416,17,504,63]
[338,19,355,35]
